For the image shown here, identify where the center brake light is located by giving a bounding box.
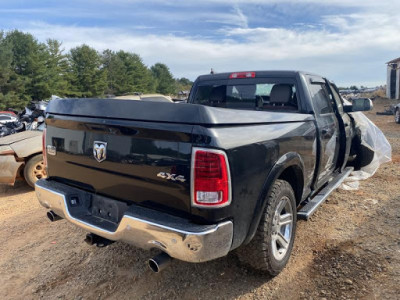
[229,71,255,79]
[191,147,231,208]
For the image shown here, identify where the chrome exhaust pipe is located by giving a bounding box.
[47,211,62,222]
[84,233,95,245]
[148,252,172,273]
[84,233,114,247]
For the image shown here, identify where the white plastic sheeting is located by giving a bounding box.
[340,112,392,190]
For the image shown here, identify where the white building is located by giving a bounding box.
[386,57,400,99]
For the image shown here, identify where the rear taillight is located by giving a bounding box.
[191,148,231,208]
[229,71,255,79]
[42,128,47,168]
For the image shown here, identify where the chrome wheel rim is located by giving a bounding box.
[32,160,47,181]
[271,196,293,261]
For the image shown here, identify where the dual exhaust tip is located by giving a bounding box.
[148,252,172,273]
[84,233,172,272]
[47,210,62,222]
[84,233,114,248]
[46,211,172,273]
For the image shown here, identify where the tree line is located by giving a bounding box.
[0,30,193,110]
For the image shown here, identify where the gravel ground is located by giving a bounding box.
[0,100,399,300]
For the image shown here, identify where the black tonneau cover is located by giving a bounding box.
[46,99,313,125]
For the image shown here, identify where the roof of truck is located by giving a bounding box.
[196,70,322,81]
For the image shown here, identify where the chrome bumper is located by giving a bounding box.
[35,179,233,263]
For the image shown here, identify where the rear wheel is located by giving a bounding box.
[395,109,400,124]
[236,179,297,276]
[24,154,47,188]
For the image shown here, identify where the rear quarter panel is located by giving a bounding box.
[191,116,317,248]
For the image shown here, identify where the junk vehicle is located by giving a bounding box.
[36,71,384,275]
[0,101,48,187]
[0,130,46,187]
[0,111,18,125]
[0,101,47,137]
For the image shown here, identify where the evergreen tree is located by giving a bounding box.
[151,63,175,95]
[45,39,70,96]
[0,30,183,110]
[6,30,50,101]
[120,51,154,94]
[0,31,13,91]
[102,49,123,95]
[102,49,130,95]
[0,31,16,109]
[175,77,193,93]
[69,44,106,97]
[102,50,155,95]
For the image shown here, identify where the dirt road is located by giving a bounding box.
[0,100,399,300]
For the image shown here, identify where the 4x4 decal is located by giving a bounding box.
[157,172,186,183]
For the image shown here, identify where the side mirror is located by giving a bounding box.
[344,98,373,112]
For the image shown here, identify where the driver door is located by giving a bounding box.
[308,78,341,188]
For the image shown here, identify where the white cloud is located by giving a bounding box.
[8,0,400,86]
[233,4,248,28]
[97,0,400,10]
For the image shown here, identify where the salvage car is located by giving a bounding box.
[0,111,18,125]
[36,70,374,276]
[0,130,46,187]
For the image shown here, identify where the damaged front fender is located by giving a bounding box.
[0,154,24,185]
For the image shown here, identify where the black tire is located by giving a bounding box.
[395,109,400,124]
[236,179,297,276]
[24,154,46,188]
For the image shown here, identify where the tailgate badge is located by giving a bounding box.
[93,141,107,162]
[157,172,186,183]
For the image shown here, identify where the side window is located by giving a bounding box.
[327,83,344,114]
[309,84,333,115]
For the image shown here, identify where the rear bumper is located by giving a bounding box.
[35,179,233,263]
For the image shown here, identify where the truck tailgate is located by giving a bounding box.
[45,115,193,214]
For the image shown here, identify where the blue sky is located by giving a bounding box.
[1,0,399,86]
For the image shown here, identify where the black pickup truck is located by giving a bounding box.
[36,71,373,275]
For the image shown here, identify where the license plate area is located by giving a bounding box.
[91,195,128,224]
[65,190,130,231]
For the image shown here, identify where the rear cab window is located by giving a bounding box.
[192,78,299,112]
